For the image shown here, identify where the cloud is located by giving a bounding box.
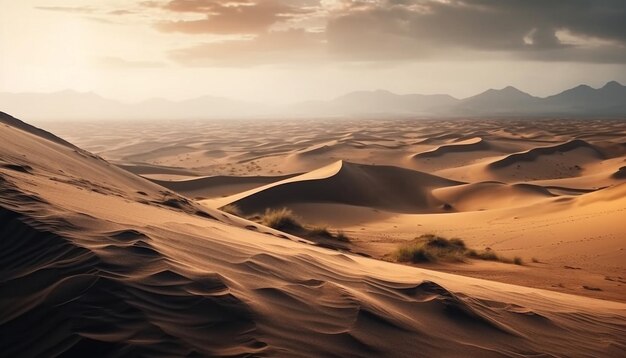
[35,6,97,14]
[35,0,626,65]
[108,9,136,16]
[324,0,626,63]
[148,0,310,35]
[96,56,167,69]
[168,28,326,65]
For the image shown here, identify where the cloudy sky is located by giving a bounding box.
[1,0,625,103]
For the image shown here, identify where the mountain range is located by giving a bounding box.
[1,81,625,121]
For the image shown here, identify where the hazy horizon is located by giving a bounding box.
[2,1,626,104]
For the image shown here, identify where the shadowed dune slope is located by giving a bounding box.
[482,139,611,181]
[489,139,605,169]
[413,137,491,158]
[432,181,555,211]
[1,113,626,357]
[150,174,295,199]
[215,161,463,214]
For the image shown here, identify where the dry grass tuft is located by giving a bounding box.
[221,204,243,216]
[261,208,303,230]
[259,208,350,243]
[392,234,522,265]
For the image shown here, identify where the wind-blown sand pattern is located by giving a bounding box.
[42,118,626,303]
[3,114,626,357]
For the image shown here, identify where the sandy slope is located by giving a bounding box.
[149,174,296,199]
[206,161,461,214]
[3,115,626,356]
[39,118,626,302]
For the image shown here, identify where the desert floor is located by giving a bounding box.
[41,117,626,303]
[3,114,626,356]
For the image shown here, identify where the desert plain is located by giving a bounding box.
[2,114,626,356]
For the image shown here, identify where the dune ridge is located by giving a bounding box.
[149,174,295,199]
[413,137,491,158]
[488,139,604,169]
[212,160,462,214]
[2,113,626,357]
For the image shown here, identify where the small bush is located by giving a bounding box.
[221,204,243,216]
[531,257,540,263]
[392,235,468,263]
[261,208,303,230]
[307,226,350,242]
[467,248,499,261]
[335,230,350,242]
[308,226,332,238]
[392,234,521,265]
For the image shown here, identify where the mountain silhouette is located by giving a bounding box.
[1,82,625,120]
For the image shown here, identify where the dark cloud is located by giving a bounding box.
[36,0,626,65]
[325,0,626,63]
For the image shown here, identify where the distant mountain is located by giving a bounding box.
[541,81,626,115]
[452,86,540,115]
[0,91,266,121]
[288,81,626,117]
[288,90,458,116]
[1,81,625,120]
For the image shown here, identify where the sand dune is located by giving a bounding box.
[2,112,626,357]
[40,118,626,302]
[486,139,605,180]
[432,181,555,211]
[211,161,462,214]
[149,174,295,199]
[413,137,491,157]
[118,163,201,177]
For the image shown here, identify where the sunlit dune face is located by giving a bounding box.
[0,0,625,103]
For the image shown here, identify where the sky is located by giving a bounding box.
[1,0,626,104]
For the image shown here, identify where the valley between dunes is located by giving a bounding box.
[45,117,626,302]
[3,114,626,357]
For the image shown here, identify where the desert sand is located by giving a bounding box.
[44,117,626,302]
[2,113,625,356]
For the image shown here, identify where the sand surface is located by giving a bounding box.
[43,117,626,302]
[4,115,625,356]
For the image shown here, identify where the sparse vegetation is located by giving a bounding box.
[259,208,350,242]
[335,230,350,242]
[308,226,333,238]
[221,204,243,216]
[261,208,304,230]
[391,234,522,265]
[532,257,540,263]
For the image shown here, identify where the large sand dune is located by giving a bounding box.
[46,118,626,301]
[3,115,626,356]
[210,161,461,214]
[42,118,626,302]
[7,115,626,357]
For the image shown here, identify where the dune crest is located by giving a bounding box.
[413,137,490,158]
[3,113,626,357]
[210,160,462,214]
